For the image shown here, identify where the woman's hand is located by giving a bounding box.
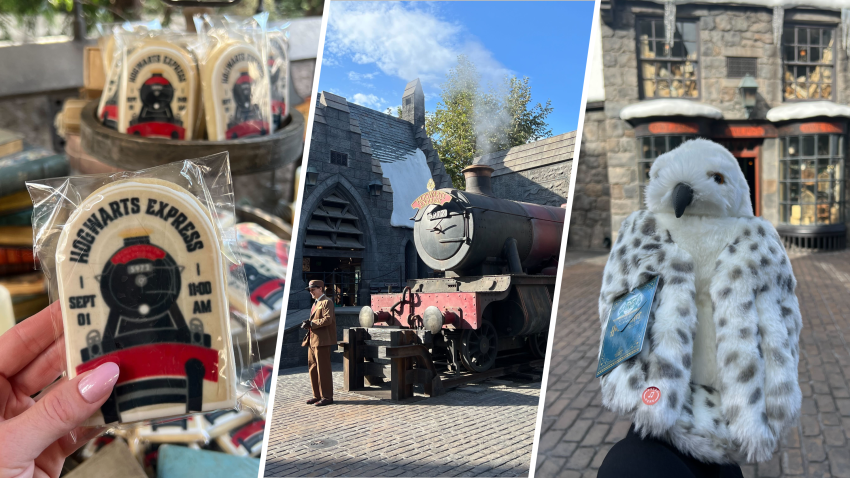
[0,301,119,478]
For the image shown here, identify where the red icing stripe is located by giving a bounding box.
[75,343,220,383]
[144,76,171,86]
[252,364,273,390]
[110,244,166,264]
[251,279,285,304]
[231,419,265,446]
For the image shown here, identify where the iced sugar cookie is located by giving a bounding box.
[119,40,198,140]
[200,41,271,140]
[56,178,236,425]
[98,50,128,130]
[216,418,265,456]
[200,409,254,439]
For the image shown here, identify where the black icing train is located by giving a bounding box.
[78,234,219,423]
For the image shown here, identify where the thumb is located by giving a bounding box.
[2,362,118,463]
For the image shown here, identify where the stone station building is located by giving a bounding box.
[570,0,850,251]
[280,80,575,367]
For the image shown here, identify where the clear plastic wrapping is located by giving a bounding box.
[96,21,163,130]
[25,153,265,438]
[118,30,201,140]
[268,21,291,131]
[192,13,272,140]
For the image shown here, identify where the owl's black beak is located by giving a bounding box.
[673,183,693,218]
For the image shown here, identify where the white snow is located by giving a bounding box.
[766,101,850,122]
[773,6,783,52]
[379,148,434,229]
[646,0,850,8]
[843,9,850,57]
[664,1,677,46]
[586,19,605,103]
[620,99,723,120]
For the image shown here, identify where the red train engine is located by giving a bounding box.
[359,165,564,374]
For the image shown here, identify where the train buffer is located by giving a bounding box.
[338,327,547,402]
[338,327,444,401]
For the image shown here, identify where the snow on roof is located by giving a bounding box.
[379,148,434,229]
[646,0,850,8]
[619,99,723,121]
[766,101,850,122]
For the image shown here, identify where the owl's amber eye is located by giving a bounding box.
[711,173,724,184]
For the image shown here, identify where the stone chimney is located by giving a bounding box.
[401,78,425,130]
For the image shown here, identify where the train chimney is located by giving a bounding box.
[462,165,494,196]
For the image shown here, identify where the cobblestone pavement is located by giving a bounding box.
[263,363,541,477]
[536,249,850,478]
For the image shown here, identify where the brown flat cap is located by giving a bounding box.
[306,279,324,290]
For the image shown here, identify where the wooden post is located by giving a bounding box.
[342,328,364,391]
[353,328,365,389]
[390,330,413,401]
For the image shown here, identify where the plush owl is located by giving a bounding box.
[597,139,802,463]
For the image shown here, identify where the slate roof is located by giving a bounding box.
[473,131,576,177]
[347,103,420,165]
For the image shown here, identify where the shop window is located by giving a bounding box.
[637,18,699,99]
[779,134,845,225]
[782,25,835,100]
[638,135,696,206]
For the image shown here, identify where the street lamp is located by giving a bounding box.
[305,166,319,186]
[368,179,383,197]
[739,75,758,118]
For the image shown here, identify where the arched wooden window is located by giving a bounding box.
[303,191,365,251]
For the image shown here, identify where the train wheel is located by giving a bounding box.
[460,321,498,373]
[529,330,548,359]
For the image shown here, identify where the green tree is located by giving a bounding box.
[425,55,553,189]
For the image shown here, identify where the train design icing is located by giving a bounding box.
[57,180,235,425]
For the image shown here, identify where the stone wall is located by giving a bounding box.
[568,108,612,249]
[595,4,848,241]
[490,161,572,207]
[288,94,411,312]
[0,90,77,153]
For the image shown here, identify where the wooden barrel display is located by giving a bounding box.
[80,101,304,175]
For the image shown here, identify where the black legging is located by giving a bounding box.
[598,425,744,478]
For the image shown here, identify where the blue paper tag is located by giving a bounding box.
[596,276,659,378]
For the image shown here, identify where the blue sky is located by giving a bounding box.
[319,1,595,135]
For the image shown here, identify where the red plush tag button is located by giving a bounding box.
[642,387,661,405]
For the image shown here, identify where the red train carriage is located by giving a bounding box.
[77,234,218,423]
[358,165,564,375]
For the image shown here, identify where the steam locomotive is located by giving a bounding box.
[225,71,269,139]
[76,234,219,423]
[359,165,564,374]
[127,73,186,139]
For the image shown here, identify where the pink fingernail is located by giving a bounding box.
[78,362,120,403]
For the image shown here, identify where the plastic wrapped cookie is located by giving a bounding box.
[55,178,237,425]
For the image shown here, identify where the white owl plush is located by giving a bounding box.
[597,138,802,463]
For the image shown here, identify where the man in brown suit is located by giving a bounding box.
[302,280,337,406]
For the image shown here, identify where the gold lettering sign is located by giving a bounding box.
[411,190,452,209]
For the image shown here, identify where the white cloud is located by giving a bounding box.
[350,93,387,110]
[325,2,511,85]
[348,71,379,81]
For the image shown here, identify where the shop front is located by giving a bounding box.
[626,108,849,250]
